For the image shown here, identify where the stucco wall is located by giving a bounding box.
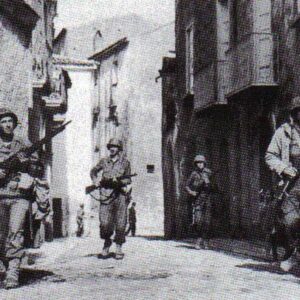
[0,13,32,136]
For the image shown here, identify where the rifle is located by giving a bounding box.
[276,174,300,207]
[0,120,72,186]
[86,173,137,194]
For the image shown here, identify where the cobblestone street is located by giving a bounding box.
[1,220,300,300]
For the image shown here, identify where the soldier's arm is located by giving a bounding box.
[185,173,198,197]
[34,180,51,215]
[265,128,289,176]
[120,161,132,186]
[90,159,105,183]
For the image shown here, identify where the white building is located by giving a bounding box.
[52,55,98,235]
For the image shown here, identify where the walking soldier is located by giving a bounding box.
[126,202,136,237]
[186,155,212,250]
[76,203,85,237]
[90,138,132,260]
[265,96,300,269]
[0,108,40,289]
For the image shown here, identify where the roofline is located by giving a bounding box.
[53,54,99,69]
[89,37,129,61]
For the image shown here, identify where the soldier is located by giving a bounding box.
[265,96,300,268]
[0,108,39,289]
[126,202,136,237]
[186,155,212,250]
[90,138,132,260]
[26,161,52,249]
[76,203,85,237]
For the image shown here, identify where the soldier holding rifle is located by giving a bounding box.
[90,138,133,260]
[0,109,70,289]
[266,96,300,268]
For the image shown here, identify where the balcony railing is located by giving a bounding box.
[226,33,278,98]
[194,60,229,111]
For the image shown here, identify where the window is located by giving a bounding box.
[112,59,118,87]
[147,165,155,174]
[186,23,194,94]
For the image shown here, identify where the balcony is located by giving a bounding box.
[226,33,278,98]
[194,60,229,111]
[42,92,65,111]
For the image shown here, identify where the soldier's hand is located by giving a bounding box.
[92,177,98,186]
[190,191,198,197]
[0,169,6,179]
[16,152,29,163]
[283,167,298,179]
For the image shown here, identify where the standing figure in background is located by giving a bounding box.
[90,138,132,260]
[126,202,136,237]
[76,204,85,237]
[186,155,212,250]
[0,109,38,289]
[26,160,52,249]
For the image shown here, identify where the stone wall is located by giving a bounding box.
[0,13,32,136]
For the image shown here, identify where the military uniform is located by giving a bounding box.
[76,205,85,237]
[90,138,131,258]
[265,97,300,268]
[126,204,136,237]
[186,155,212,249]
[0,109,39,288]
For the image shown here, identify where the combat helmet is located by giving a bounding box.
[0,108,18,128]
[194,154,206,163]
[107,138,123,151]
[288,96,300,112]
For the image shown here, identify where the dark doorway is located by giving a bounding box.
[52,198,63,238]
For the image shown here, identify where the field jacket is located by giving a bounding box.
[265,123,294,176]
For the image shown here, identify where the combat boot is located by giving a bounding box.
[203,240,210,250]
[115,244,124,260]
[195,238,203,250]
[101,246,110,258]
[4,258,21,289]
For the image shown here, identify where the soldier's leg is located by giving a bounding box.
[5,199,29,259]
[203,200,212,249]
[4,199,29,289]
[99,203,114,250]
[114,195,128,245]
[132,222,136,237]
[0,200,9,272]
[32,219,42,249]
[193,205,204,249]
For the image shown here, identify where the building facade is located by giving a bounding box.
[162,0,300,239]
[0,0,72,240]
[52,55,98,236]
[0,1,39,136]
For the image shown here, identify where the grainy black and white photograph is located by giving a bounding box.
[1,0,300,299]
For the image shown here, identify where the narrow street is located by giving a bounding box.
[1,220,300,300]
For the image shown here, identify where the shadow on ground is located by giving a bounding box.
[84,252,116,259]
[135,235,166,241]
[0,268,65,289]
[237,262,300,279]
[20,268,66,286]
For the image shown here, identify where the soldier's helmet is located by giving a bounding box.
[107,138,123,151]
[0,108,18,128]
[289,96,300,112]
[194,154,206,163]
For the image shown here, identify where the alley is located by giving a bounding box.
[1,223,300,300]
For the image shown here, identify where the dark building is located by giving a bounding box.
[162,0,300,240]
